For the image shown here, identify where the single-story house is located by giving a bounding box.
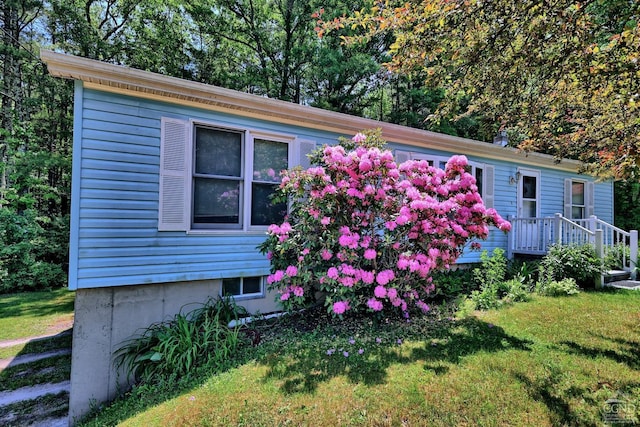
[40,50,623,424]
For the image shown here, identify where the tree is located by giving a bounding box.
[259,131,510,317]
[326,0,640,179]
[0,0,72,291]
[188,0,317,102]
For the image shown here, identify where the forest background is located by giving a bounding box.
[1,0,638,292]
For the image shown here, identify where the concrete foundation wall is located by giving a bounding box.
[68,280,280,425]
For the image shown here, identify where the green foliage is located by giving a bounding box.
[538,244,603,288]
[614,180,640,230]
[467,249,533,311]
[536,278,580,297]
[469,249,509,310]
[79,292,640,426]
[333,0,640,179]
[0,208,67,293]
[113,297,251,384]
[602,243,631,271]
[473,249,507,290]
[506,259,540,289]
[430,268,477,300]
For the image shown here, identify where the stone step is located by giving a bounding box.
[0,349,71,371]
[604,270,631,283]
[0,381,70,407]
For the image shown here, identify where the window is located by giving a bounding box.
[564,179,593,219]
[251,139,289,226]
[191,125,289,229]
[193,127,243,226]
[158,117,316,232]
[222,276,264,298]
[570,181,585,219]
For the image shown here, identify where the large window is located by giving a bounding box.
[158,117,314,232]
[191,125,290,230]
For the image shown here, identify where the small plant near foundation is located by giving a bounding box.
[114,297,251,383]
[536,278,580,296]
[538,244,602,288]
[464,249,532,311]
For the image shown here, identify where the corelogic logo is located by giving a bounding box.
[602,392,638,425]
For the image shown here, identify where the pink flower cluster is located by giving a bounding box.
[263,131,510,317]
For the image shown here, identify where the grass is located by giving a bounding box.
[79,289,640,426]
[0,288,74,342]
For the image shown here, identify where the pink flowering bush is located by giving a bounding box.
[258,129,510,318]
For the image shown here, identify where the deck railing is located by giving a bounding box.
[508,213,638,279]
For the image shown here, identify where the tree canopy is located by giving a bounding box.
[323,0,640,179]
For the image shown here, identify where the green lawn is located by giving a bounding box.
[80,289,640,426]
[0,288,74,359]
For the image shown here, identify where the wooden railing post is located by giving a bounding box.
[507,215,514,259]
[554,213,562,245]
[630,230,638,280]
[595,229,604,288]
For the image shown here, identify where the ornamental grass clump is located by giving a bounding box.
[259,130,510,318]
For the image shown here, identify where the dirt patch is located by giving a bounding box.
[45,316,74,337]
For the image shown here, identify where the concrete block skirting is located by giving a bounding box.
[68,280,281,425]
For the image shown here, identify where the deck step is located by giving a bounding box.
[604,270,631,283]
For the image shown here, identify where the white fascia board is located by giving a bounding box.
[41,50,582,173]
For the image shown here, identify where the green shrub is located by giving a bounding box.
[466,249,534,311]
[0,209,67,293]
[538,244,602,288]
[473,249,507,290]
[114,297,250,384]
[430,267,477,300]
[507,259,540,290]
[536,278,580,296]
[503,278,531,303]
[468,249,510,310]
[602,243,631,271]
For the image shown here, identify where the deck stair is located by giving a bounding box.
[508,213,638,284]
[604,270,631,283]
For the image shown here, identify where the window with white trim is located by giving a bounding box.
[158,117,316,232]
[564,179,594,219]
[192,125,289,229]
[570,181,585,219]
[222,276,264,298]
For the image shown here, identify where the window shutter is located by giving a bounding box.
[395,150,411,165]
[483,165,495,209]
[564,179,572,218]
[586,181,595,217]
[158,118,190,231]
[298,140,316,169]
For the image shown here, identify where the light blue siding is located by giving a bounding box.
[70,86,615,289]
[71,88,339,289]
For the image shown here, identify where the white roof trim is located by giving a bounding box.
[41,50,582,172]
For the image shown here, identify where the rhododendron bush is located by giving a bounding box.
[258,130,510,318]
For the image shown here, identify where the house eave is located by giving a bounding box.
[41,50,582,173]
